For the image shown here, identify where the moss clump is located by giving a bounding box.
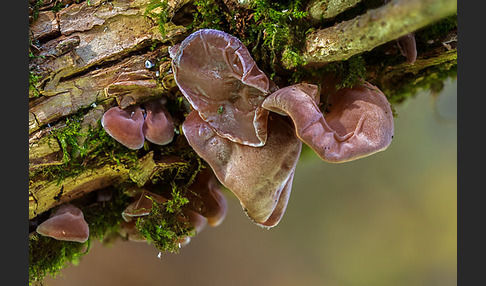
[30,112,140,184]
[246,0,310,78]
[135,185,194,253]
[148,0,312,79]
[191,0,227,31]
[415,13,457,46]
[29,0,44,22]
[29,234,89,285]
[385,62,457,104]
[82,189,130,240]
[290,54,367,89]
[29,71,42,98]
[145,0,171,36]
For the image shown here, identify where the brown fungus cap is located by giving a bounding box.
[262,82,394,163]
[36,204,89,243]
[184,168,228,227]
[101,105,145,150]
[122,190,167,222]
[182,111,301,228]
[397,33,417,64]
[122,189,208,236]
[141,99,175,146]
[170,29,271,147]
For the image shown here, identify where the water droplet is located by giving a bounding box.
[145,60,155,69]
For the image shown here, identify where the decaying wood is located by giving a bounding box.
[29,0,186,135]
[29,150,189,220]
[28,0,189,220]
[29,163,131,220]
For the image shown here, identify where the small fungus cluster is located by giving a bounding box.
[119,167,227,244]
[101,98,175,150]
[34,165,227,247]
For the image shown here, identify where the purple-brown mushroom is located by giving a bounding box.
[182,111,302,228]
[170,29,271,147]
[36,204,89,243]
[141,99,175,146]
[101,105,145,150]
[122,189,208,235]
[184,168,228,227]
[397,33,417,64]
[261,82,394,163]
[122,190,167,222]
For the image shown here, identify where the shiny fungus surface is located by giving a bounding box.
[262,82,394,163]
[141,99,175,146]
[182,111,301,228]
[170,29,271,147]
[36,204,89,243]
[101,105,145,150]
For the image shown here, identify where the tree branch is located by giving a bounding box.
[295,0,456,68]
[307,0,362,22]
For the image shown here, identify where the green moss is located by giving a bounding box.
[415,13,457,45]
[148,0,312,79]
[50,1,65,13]
[149,147,205,190]
[29,113,140,184]
[145,0,171,36]
[385,62,457,104]
[290,54,367,88]
[29,234,89,285]
[191,0,227,31]
[29,71,42,98]
[82,190,130,241]
[135,184,194,253]
[246,0,310,78]
[29,0,44,22]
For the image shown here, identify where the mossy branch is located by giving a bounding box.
[307,0,362,21]
[292,0,457,68]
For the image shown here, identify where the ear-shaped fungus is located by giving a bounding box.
[262,82,394,163]
[170,29,271,147]
[122,190,167,222]
[184,168,228,227]
[397,33,417,64]
[101,105,145,150]
[36,204,89,243]
[122,190,208,234]
[141,99,175,145]
[182,111,301,228]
